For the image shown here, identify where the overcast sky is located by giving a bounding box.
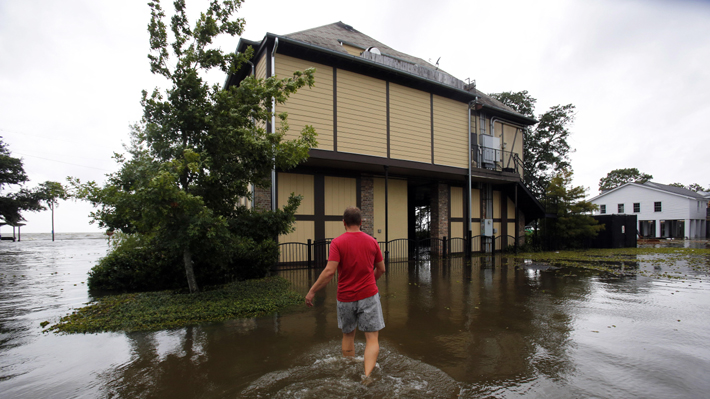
[1,0,708,233]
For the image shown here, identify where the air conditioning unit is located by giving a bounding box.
[479,135,500,164]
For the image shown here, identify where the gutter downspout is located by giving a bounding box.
[270,38,279,211]
[468,102,473,254]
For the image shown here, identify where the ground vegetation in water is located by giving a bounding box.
[512,247,710,279]
[46,276,302,334]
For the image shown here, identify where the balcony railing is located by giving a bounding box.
[472,145,523,176]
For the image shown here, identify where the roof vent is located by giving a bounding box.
[343,23,354,31]
[365,46,381,55]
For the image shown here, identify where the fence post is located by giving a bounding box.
[443,236,447,259]
[307,239,312,269]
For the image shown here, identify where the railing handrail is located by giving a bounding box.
[471,145,523,176]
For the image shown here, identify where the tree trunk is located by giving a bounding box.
[183,247,199,293]
[51,202,55,242]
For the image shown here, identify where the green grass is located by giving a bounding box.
[47,276,303,334]
[510,247,710,279]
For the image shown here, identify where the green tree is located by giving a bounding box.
[35,181,69,241]
[543,170,603,249]
[598,168,653,191]
[0,137,44,225]
[670,182,708,193]
[490,91,576,199]
[71,0,317,293]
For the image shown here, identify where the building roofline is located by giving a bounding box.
[228,32,537,126]
[590,182,708,202]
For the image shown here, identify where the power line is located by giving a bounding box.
[0,128,122,151]
[14,153,112,171]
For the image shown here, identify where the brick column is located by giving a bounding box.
[430,183,449,253]
[254,186,272,211]
[360,176,375,236]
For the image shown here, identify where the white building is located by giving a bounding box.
[590,182,708,239]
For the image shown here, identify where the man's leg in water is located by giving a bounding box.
[363,331,379,377]
[342,329,356,357]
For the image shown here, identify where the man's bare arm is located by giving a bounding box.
[373,260,386,281]
[305,260,338,307]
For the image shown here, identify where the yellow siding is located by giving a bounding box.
[236,185,253,209]
[337,69,387,157]
[450,221,464,252]
[508,222,517,237]
[255,53,267,80]
[471,188,480,219]
[450,186,463,218]
[325,221,344,239]
[278,173,314,215]
[507,197,516,219]
[389,83,431,163]
[493,191,501,218]
[494,121,504,140]
[494,222,501,238]
[502,123,522,161]
[275,55,334,150]
[341,43,363,56]
[433,95,468,168]
[471,222,481,236]
[279,220,314,245]
[279,220,314,261]
[324,176,357,216]
[373,178,408,241]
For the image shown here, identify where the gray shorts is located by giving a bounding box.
[337,293,385,334]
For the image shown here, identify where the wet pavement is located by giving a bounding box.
[1,234,710,398]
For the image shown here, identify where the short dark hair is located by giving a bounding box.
[343,206,362,226]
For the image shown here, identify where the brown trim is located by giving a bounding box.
[430,93,434,164]
[356,176,362,208]
[324,216,342,221]
[308,149,469,177]
[480,183,485,220]
[295,215,315,221]
[386,81,390,159]
[501,192,508,238]
[333,67,337,152]
[447,184,451,240]
[314,174,325,240]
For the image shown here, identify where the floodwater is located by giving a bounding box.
[2,234,710,398]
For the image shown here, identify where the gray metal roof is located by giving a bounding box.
[643,182,708,200]
[280,22,526,121]
[592,181,708,201]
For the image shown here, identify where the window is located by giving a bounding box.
[654,202,662,212]
[600,205,606,214]
[618,203,624,213]
[634,203,640,213]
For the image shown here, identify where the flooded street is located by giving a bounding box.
[2,234,710,398]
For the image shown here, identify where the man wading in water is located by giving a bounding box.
[305,206,386,380]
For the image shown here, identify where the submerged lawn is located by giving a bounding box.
[510,247,710,279]
[47,276,303,334]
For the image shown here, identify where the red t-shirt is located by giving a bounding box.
[328,231,383,302]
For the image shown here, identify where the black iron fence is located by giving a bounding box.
[276,234,524,270]
[471,145,523,176]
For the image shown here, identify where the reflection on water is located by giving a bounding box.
[2,236,710,398]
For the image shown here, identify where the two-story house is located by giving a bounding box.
[225,22,544,257]
[590,182,708,239]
